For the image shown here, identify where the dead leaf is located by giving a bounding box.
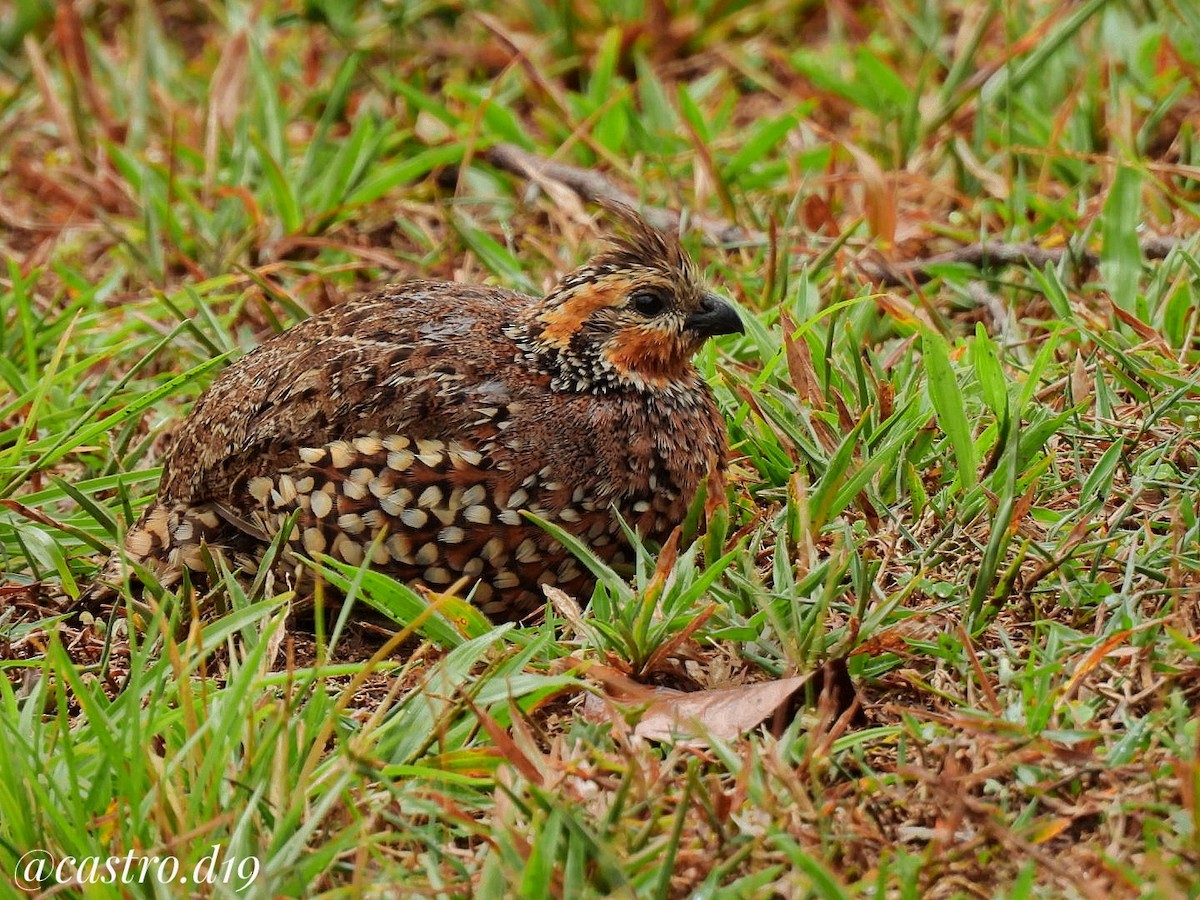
[210,30,250,131]
[1008,477,1040,536]
[852,614,954,656]
[204,28,250,201]
[1111,304,1173,356]
[953,137,1010,200]
[781,312,826,412]
[703,466,727,522]
[543,584,587,632]
[639,604,717,675]
[802,193,839,236]
[1070,351,1093,408]
[55,0,119,141]
[875,290,920,325]
[563,656,657,702]
[460,694,545,786]
[1061,628,1134,700]
[633,673,816,744]
[843,140,896,245]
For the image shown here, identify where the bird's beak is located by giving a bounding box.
[685,293,744,338]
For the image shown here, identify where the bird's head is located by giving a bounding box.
[514,210,743,394]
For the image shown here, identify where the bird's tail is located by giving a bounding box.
[76,502,226,617]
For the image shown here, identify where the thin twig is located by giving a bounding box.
[858,236,1183,287]
[483,143,1185,284]
[484,143,754,244]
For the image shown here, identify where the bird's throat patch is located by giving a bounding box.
[602,326,690,385]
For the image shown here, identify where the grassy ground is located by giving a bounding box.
[2,1,1200,896]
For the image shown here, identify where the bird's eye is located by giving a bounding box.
[629,291,667,317]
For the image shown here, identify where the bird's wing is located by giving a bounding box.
[159,282,528,507]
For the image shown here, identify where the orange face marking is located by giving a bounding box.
[602,325,691,383]
[537,278,628,347]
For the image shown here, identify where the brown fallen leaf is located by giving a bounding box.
[630,659,864,746]
[1111,303,1173,356]
[633,673,816,744]
[843,139,897,245]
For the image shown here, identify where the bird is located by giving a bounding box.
[83,210,743,622]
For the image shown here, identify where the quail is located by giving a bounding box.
[86,212,743,621]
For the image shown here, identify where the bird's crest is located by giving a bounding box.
[587,201,694,280]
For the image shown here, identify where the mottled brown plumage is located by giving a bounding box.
[87,213,742,620]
